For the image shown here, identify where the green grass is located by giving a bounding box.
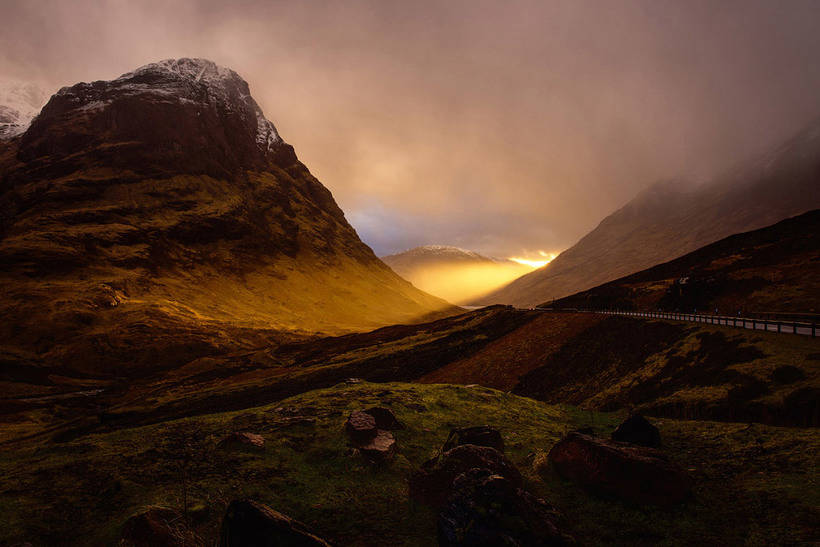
[0,382,817,546]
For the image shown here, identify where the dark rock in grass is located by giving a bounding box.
[120,507,196,547]
[410,444,522,506]
[442,426,504,453]
[219,499,331,547]
[770,365,806,385]
[218,432,265,452]
[344,410,377,444]
[611,414,661,448]
[364,406,404,430]
[358,429,397,463]
[438,468,574,546]
[549,432,692,505]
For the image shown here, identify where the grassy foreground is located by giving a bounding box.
[0,381,817,546]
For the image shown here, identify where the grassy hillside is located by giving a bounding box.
[3,308,816,448]
[1,382,817,546]
[549,209,820,315]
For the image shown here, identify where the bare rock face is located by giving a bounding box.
[218,432,265,452]
[358,429,397,463]
[119,507,197,547]
[18,58,293,178]
[442,426,504,453]
[438,468,574,546]
[611,414,661,448]
[345,410,378,444]
[218,499,331,547]
[548,432,692,505]
[410,444,522,507]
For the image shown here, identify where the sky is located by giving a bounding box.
[2,0,820,259]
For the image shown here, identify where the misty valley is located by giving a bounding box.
[1,4,819,547]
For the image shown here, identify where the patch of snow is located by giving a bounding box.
[0,80,49,138]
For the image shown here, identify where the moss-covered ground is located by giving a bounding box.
[1,382,816,546]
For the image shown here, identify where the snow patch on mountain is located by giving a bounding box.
[0,80,48,139]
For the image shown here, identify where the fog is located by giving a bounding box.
[2,0,819,259]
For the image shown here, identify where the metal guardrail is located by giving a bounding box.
[582,309,818,337]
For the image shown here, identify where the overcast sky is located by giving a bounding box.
[2,0,819,258]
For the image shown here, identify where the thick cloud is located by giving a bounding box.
[2,0,819,258]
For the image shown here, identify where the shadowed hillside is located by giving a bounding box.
[549,209,820,314]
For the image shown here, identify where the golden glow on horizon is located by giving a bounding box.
[508,251,558,269]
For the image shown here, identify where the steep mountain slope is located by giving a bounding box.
[478,120,820,306]
[382,245,531,303]
[550,209,820,314]
[0,58,453,376]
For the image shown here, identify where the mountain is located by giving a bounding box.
[477,120,820,307]
[0,80,48,139]
[0,58,453,376]
[382,245,531,303]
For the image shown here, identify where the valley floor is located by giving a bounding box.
[0,382,817,546]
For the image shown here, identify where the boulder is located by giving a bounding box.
[438,469,574,546]
[410,444,522,506]
[549,432,692,505]
[611,414,661,448]
[218,499,331,547]
[442,426,504,453]
[119,507,195,547]
[358,430,397,463]
[218,432,265,452]
[344,410,377,444]
[364,407,404,430]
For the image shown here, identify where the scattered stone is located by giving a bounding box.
[219,499,331,547]
[365,406,404,430]
[438,468,574,546]
[344,377,363,384]
[410,444,522,506]
[345,410,377,444]
[442,426,504,453]
[611,414,661,448]
[217,432,265,452]
[549,432,693,505]
[358,429,397,463]
[119,507,196,547]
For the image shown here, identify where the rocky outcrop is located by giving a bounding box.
[611,414,661,447]
[438,468,573,546]
[344,408,402,463]
[119,507,196,547]
[548,432,692,505]
[442,426,504,453]
[410,444,522,506]
[218,499,331,546]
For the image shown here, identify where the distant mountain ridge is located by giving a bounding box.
[476,118,820,307]
[0,80,47,139]
[0,58,453,376]
[382,245,530,304]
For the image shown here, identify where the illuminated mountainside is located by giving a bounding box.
[0,58,453,375]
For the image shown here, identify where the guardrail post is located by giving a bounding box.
[794,322,798,334]
[752,319,756,330]
[813,323,816,337]
[777,322,781,333]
